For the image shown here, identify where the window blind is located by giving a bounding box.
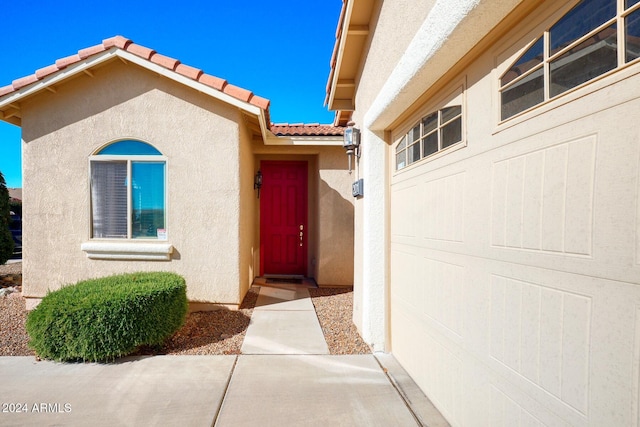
[91,161,128,238]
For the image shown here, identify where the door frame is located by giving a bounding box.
[259,160,309,277]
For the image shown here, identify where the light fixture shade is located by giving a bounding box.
[343,124,360,151]
[254,170,262,188]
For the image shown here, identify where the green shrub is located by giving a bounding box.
[26,272,187,362]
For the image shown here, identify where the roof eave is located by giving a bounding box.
[0,47,268,133]
[115,50,263,116]
[257,109,270,145]
[325,0,374,126]
[0,49,120,115]
[325,0,354,111]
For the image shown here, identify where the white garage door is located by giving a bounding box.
[389,95,640,425]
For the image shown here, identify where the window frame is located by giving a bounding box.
[393,84,465,172]
[498,0,640,122]
[88,141,168,241]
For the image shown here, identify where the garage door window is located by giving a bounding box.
[500,0,640,120]
[395,105,463,170]
[90,140,167,240]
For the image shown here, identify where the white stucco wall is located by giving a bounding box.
[349,0,439,350]
[20,60,246,306]
[350,0,527,351]
[317,148,355,286]
[238,114,257,302]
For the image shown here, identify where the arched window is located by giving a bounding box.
[90,140,166,240]
[500,0,640,120]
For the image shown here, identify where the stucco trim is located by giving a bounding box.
[364,0,525,131]
[80,242,174,261]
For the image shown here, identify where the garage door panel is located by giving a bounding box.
[491,160,508,247]
[489,379,573,427]
[522,150,545,250]
[390,184,420,243]
[636,152,640,264]
[490,135,596,257]
[393,249,640,424]
[564,138,596,255]
[390,248,421,309]
[391,245,467,343]
[489,274,591,416]
[421,171,466,243]
[422,257,464,337]
[390,98,639,425]
[391,298,464,425]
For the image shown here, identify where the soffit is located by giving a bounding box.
[325,0,375,126]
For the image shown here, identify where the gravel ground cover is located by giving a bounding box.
[0,263,369,357]
[0,293,33,357]
[308,287,371,355]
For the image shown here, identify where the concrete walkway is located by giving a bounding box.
[0,283,449,426]
[241,283,329,355]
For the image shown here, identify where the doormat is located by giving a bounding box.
[265,278,303,284]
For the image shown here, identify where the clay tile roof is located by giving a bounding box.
[103,35,131,49]
[0,85,13,97]
[198,73,227,91]
[250,94,270,111]
[270,123,345,136]
[224,84,253,103]
[35,64,59,80]
[175,63,203,81]
[126,43,156,60]
[0,35,272,120]
[55,54,82,70]
[78,44,107,60]
[150,52,180,70]
[12,75,38,90]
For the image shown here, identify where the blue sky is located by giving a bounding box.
[0,0,341,188]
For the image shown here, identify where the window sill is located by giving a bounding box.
[81,242,173,261]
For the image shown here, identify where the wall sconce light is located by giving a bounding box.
[343,121,361,174]
[254,170,262,198]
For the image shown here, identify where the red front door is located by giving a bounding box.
[260,161,308,276]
